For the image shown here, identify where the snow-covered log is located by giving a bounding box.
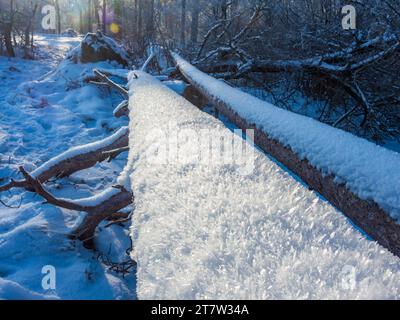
[125,71,400,299]
[0,127,129,192]
[172,53,400,257]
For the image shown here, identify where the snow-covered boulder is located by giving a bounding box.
[68,31,130,67]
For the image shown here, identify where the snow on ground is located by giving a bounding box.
[173,53,400,222]
[125,71,400,300]
[0,35,135,299]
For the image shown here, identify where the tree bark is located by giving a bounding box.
[4,23,15,57]
[180,0,186,46]
[102,0,107,34]
[55,0,61,34]
[190,0,199,43]
[88,0,93,32]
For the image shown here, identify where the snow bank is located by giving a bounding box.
[0,278,57,300]
[126,71,400,300]
[172,53,400,222]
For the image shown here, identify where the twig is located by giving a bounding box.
[0,196,23,209]
[93,69,128,98]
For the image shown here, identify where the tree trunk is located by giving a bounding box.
[102,0,107,34]
[190,0,199,43]
[4,0,15,57]
[94,0,101,30]
[24,2,38,58]
[138,0,143,48]
[55,0,61,34]
[79,7,83,33]
[88,0,93,32]
[147,0,155,42]
[4,23,15,57]
[180,0,186,46]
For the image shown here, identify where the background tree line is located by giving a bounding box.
[1,0,399,146]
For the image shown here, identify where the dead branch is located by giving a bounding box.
[0,197,23,209]
[113,100,129,118]
[196,13,243,61]
[20,166,87,211]
[19,166,133,248]
[106,211,130,221]
[0,128,129,194]
[93,69,129,98]
[0,179,30,193]
[97,252,136,277]
[141,46,156,72]
[103,146,130,161]
[105,212,132,228]
[95,68,128,80]
[70,185,133,248]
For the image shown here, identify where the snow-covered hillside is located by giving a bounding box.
[0,35,135,299]
[126,71,400,300]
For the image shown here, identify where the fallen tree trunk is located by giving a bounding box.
[172,53,400,258]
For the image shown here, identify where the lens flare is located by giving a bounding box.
[110,23,120,34]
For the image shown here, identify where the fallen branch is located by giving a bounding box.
[113,100,129,118]
[0,197,23,209]
[94,68,129,80]
[105,213,132,228]
[0,179,30,193]
[20,166,133,248]
[93,69,129,98]
[0,127,129,193]
[141,46,156,72]
[103,146,130,161]
[97,252,136,277]
[20,166,87,211]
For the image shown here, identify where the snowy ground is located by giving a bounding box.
[0,35,136,299]
[126,72,400,300]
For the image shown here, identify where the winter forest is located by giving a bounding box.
[0,0,400,301]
